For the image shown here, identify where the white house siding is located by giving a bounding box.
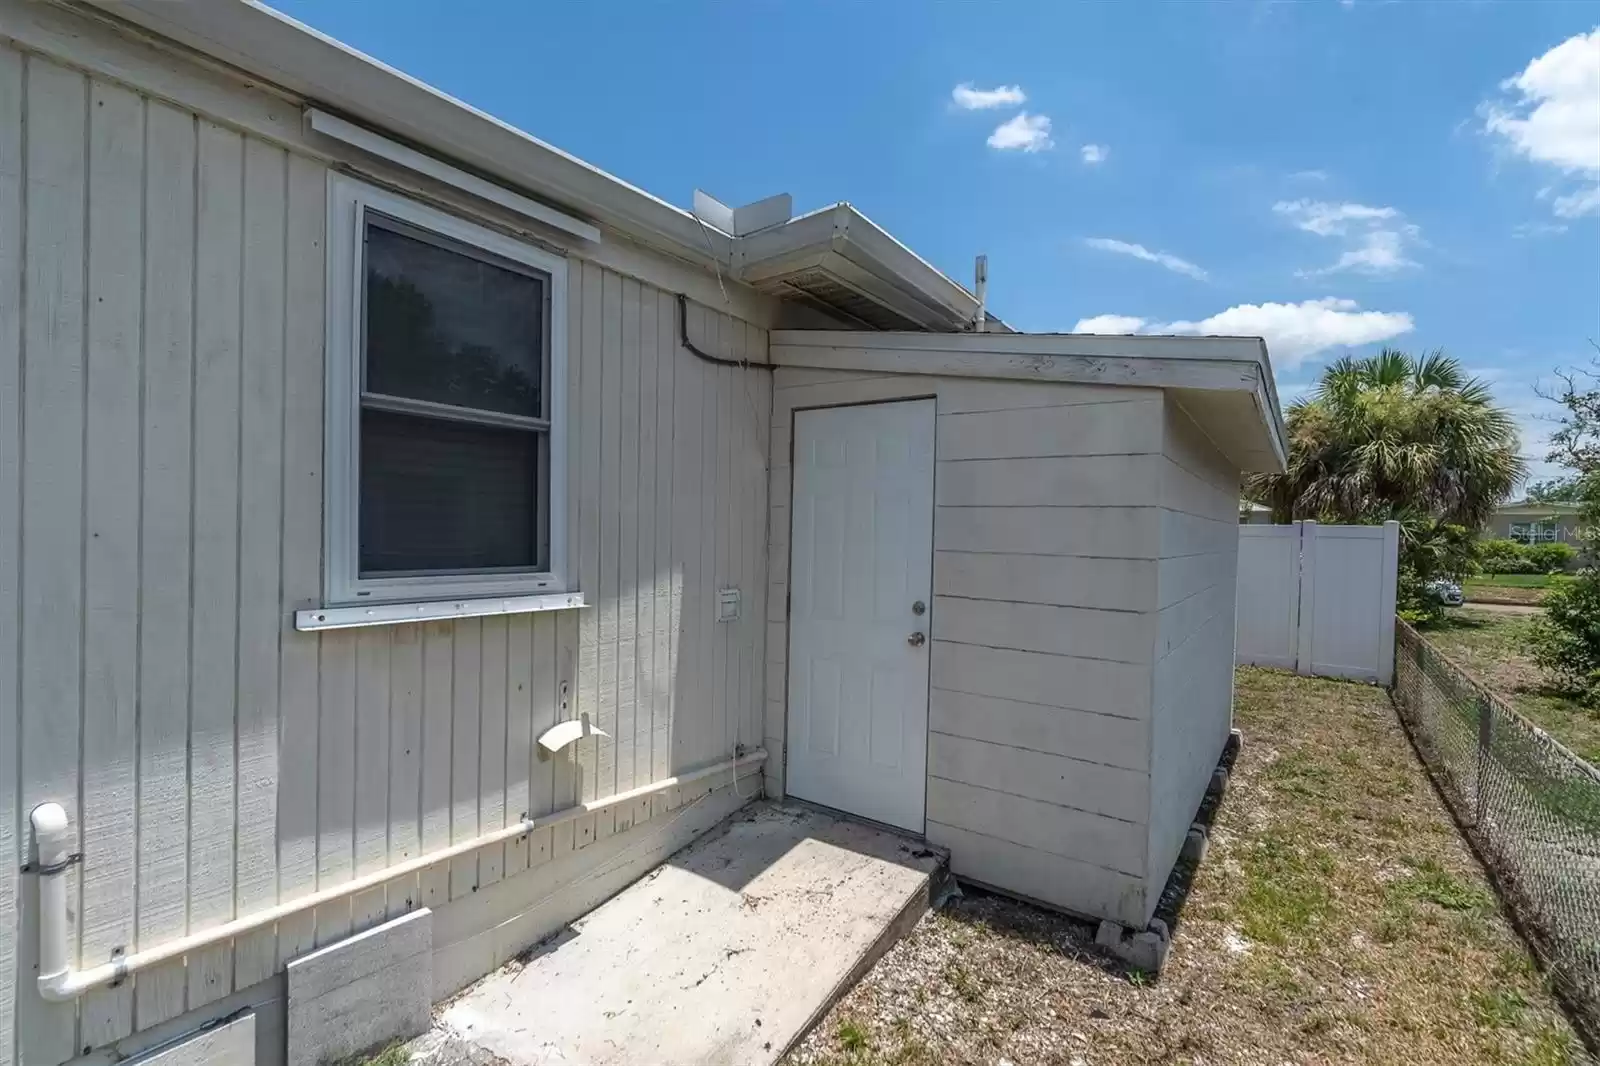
[0,14,771,1064]
[1145,401,1241,917]
[766,367,1165,927]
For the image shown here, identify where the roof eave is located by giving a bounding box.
[769,329,1288,472]
[80,0,737,269]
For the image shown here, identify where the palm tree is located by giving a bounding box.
[1248,348,1525,528]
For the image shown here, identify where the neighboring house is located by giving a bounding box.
[0,3,1288,1064]
[1487,500,1589,554]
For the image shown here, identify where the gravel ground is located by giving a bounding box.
[784,668,1588,1066]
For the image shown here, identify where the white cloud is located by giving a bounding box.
[1080,143,1108,164]
[1071,297,1415,368]
[1553,184,1600,218]
[1513,220,1569,238]
[1289,169,1330,182]
[1298,228,1420,277]
[1274,199,1420,276]
[951,83,1027,110]
[1482,28,1600,218]
[1083,237,1208,280]
[1273,199,1398,237]
[988,112,1054,153]
[1074,314,1147,335]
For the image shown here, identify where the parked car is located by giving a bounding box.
[1425,578,1464,607]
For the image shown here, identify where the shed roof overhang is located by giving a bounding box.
[770,330,1288,473]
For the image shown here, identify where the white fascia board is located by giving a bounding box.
[306,109,601,244]
[772,329,1271,362]
[770,329,1289,471]
[84,0,735,268]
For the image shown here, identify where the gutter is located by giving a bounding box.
[30,749,765,1001]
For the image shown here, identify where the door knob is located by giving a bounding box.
[907,631,926,648]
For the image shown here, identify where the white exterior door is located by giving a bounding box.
[786,400,935,833]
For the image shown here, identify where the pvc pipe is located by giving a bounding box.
[31,803,74,1002]
[34,749,765,1001]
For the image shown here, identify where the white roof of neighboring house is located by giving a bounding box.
[1497,500,1585,515]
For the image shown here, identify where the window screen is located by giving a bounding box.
[358,214,551,577]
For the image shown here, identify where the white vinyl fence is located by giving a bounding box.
[1236,520,1400,684]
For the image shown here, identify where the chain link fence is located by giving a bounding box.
[1393,620,1600,1045]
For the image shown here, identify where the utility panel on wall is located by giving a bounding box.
[717,587,741,622]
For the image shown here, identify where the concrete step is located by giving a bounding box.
[412,801,946,1066]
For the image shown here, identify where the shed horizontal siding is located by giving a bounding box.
[931,595,1153,665]
[934,506,1163,558]
[928,690,1148,774]
[929,734,1148,824]
[925,823,1147,928]
[936,396,1162,459]
[934,551,1157,612]
[931,642,1151,719]
[926,779,1146,877]
[935,454,1162,509]
[0,40,769,1064]
[1145,400,1241,922]
[766,368,1162,925]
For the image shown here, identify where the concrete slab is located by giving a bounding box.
[421,802,944,1066]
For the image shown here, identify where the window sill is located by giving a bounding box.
[295,591,587,632]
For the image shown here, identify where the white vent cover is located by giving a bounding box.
[693,190,793,237]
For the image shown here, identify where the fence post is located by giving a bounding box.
[1377,520,1400,685]
[1295,520,1317,676]
[1476,693,1492,829]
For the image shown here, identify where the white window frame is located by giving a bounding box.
[323,174,569,608]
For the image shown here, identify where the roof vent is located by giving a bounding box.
[693,190,793,237]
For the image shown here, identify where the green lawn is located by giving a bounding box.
[1425,608,1600,765]
[1463,576,1576,607]
[787,669,1583,1066]
[1470,574,1574,589]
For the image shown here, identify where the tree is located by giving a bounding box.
[1248,348,1526,528]
[1525,478,1584,504]
[1530,352,1599,704]
[1540,350,1600,531]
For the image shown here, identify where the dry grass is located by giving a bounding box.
[1426,608,1600,764]
[784,668,1587,1066]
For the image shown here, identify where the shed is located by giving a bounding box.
[760,331,1284,930]
[0,2,1285,1063]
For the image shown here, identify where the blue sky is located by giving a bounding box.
[278,1,1599,484]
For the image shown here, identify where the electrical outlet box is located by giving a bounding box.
[717,587,741,622]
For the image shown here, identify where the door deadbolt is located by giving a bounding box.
[911,600,926,615]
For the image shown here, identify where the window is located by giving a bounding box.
[325,177,568,606]
[1510,521,1562,544]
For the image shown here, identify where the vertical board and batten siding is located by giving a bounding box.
[766,367,1166,927]
[0,40,770,1066]
[1145,402,1241,907]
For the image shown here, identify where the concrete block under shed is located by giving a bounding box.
[287,908,432,1066]
[1095,916,1171,973]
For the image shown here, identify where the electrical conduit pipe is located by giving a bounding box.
[30,748,765,1001]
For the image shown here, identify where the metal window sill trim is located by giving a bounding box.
[296,591,587,631]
